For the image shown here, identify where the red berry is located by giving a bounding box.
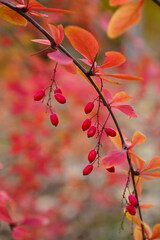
[82,119,91,131]
[88,149,97,162]
[83,164,93,175]
[128,195,138,206]
[106,166,115,173]
[55,93,66,104]
[105,127,116,137]
[34,89,45,101]
[87,126,96,138]
[126,204,136,215]
[54,88,62,94]
[84,102,94,114]
[50,113,59,126]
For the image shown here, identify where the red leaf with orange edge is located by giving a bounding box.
[48,50,73,65]
[102,73,143,81]
[107,0,144,38]
[100,51,126,69]
[143,156,160,172]
[0,5,27,25]
[131,131,146,148]
[65,26,99,63]
[110,91,132,105]
[150,224,160,240]
[49,23,64,47]
[109,0,131,6]
[140,204,154,209]
[0,206,13,223]
[101,149,127,168]
[114,104,137,117]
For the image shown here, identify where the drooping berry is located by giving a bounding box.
[82,119,91,131]
[88,149,97,162]
[54,88,62,94]
[87,126,96,138]
[84,102,94,114]
[126,204,136,215]
[50,113,59,126]
[34,89,45,101]
[83,164,93,175]
[55,93,66,104]
[105,127,116,137]
[106,166,115,173]
[128,194,138,206]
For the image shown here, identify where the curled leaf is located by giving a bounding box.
[101,51,126,69]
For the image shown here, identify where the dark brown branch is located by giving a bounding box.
[152,0,160,6]
[0,2,146,239]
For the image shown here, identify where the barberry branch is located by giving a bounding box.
[152,0,160,6]
[0,1,146,239]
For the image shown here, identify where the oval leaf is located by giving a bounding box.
[101,51,126,69]
[132,131,146,148]
[114,104,137,117]
[12,226,29,240]
[101,149,127,168]
[65,26,99,63]
[107,0,144,38]
[48,50,73,65]
[143,156,160,172]
[0,5,27,26]
[102,73,143,81]
[110,91,132,105]
[150,224,160,240]
[0,206,13,223]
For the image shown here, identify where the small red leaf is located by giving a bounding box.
[114,105,137,117]
[101,149,127,168]
[31,39,50,45]
[12,226,29,240]
[21,216,49,226]
[0,206,13,223]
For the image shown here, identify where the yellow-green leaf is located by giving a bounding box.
[0,5,27,26]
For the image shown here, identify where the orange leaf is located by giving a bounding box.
[109,0,131,6]
[126,212,142,226]
[100,51,126,69]
[143,156,160,172]
[100,76,121,85]
[107,0,144,38]
[150,224,160,240]
[0,5,27,26]
[110,91,132,105]
[65,26,99,63]
[132,131,146,148]
[140,204,154,209]
[141,171,160,178]
[134,224,152,240]
[134,176,142,197]
[102,73,143,81]
[109,131,122,150]
[129,152,146,171]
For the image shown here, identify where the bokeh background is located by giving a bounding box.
[0,0,160,239]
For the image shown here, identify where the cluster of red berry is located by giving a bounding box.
[34,88,66,126]
[126,194,137,215]
[82,101,117,176]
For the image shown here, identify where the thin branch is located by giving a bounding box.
[0,2,146,239]
[152,0,160,6]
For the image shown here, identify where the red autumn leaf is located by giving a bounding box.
[31,39,50,45]
[110,91,132,105]
[48,23,64,47]
[101,73,143,81]
[65,25,99,63]
[114,105,137,117]
[101,149,127,168]
[109,0,131,6]
[12,226,29,240]
[0,5,27,25]
[0,206,13,223]
[21,216,49,226]
[131,131,147,148]
[48,50,73,65]
[107,0,144,38]
[100,51,126,69]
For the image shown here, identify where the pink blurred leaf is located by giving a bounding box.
[21,216,49,226]
[101,149,127,168]
[0,206,13,223]
[48,50,73,65]
[114,104,137,117]
[31,39,50,45]
[12,226,29,240]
